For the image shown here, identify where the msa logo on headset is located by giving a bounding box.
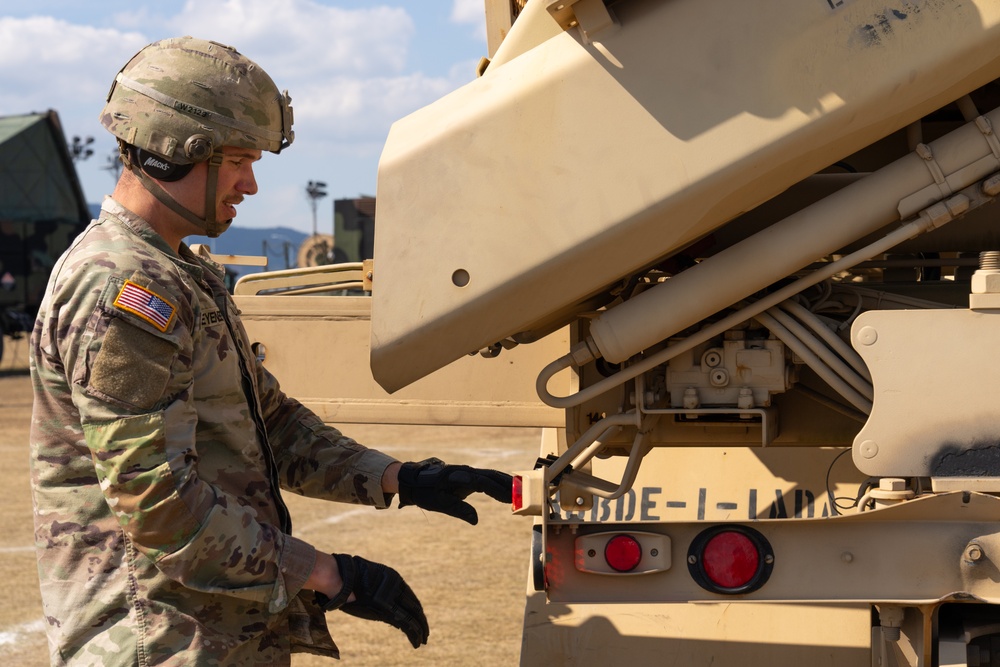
[131,147,194,182]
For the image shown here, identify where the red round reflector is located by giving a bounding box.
[604,534,642,572]
[701,531,759,589]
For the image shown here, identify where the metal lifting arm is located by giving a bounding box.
[583,107,1000,367]
[536,193,972,409]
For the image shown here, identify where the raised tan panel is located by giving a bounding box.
[236,293,572,427]
[372,0,1000,391]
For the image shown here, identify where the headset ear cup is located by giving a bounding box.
[130,147,194,182]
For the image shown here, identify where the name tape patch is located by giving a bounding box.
[113,280,177,332]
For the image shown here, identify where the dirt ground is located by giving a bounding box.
[0,334,538,666]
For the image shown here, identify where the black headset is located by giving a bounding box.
[129,146,194,182]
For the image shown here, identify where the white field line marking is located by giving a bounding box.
[296,507,373,534]
[0,546,34,553]
[322,508,371,525]
[0,618,45,646]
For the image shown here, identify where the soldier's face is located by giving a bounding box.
[214,147,262,222]
[167,146,261,225]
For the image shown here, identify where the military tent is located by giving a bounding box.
[0,110,90,357]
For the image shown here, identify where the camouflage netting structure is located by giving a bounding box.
[0,110,89,350]
[333,196,376,264]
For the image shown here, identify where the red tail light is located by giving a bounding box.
[574,531,671,575]
[512,475,523,512]
[687,525,773,594]
[702,531,758,588]
[604,534,643,572]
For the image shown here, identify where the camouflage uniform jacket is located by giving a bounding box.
[29,198,397,666]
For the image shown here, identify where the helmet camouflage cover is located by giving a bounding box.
[101,36,294,165]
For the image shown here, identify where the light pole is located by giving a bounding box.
[306,180,328,235]
[69,135,94,162]
[262,233,293,269]
[103,149,123,181]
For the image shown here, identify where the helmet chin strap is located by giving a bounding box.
[125,149,232,238]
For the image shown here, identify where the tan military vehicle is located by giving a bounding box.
[232,0,1000,664]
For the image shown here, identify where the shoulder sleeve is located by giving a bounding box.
[87,276,183,410]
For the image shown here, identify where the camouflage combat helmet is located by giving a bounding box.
[100,36,294,237]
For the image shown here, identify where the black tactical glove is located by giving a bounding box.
[316,553,429,649]
[397,457,513,525]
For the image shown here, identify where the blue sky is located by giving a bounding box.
[0,0,487,235]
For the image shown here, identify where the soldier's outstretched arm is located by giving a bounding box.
[254,362,512,519]
[386,457,514,525]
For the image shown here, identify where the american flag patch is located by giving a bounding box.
[113,281,176,332]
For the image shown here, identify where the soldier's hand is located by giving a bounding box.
[397,457,513,525]
[317,553,429,649]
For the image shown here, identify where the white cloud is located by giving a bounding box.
[116,0,415,78]
[93,1,461,145]
[0,16,147,119]
[295,72,462,137]
[451,0,488,41]
[0,3,480,233]
[451,0,484,24]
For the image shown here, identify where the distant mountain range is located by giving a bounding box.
[88,203,310,281]
[188,228,310,280]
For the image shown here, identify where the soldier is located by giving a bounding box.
[28,36,511,665]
